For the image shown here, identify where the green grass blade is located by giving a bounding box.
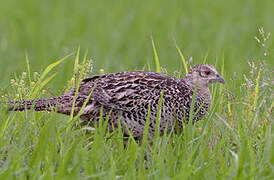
[0,115,15,138]
[151,36,161,73]
[74,46,80,75]
[185,78,199,142]
[56,141,78,178]
[174,39,188,74]
[69,50,88,121]
[72,87,95,121]
[32,73,57,98]
[203,52,209,64]
[31,53,72,98]
[29,119,55,170]
[189,79,198,124]
[253,67,261,111]
[25,50,32,86]
[142,104,151,148]
[154,90,164,142]
[40,53,73,81]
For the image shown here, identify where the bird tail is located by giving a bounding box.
[8,98,58,112]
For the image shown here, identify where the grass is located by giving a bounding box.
[0,0,273,179]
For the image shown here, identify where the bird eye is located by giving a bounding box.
[205,71,211,75]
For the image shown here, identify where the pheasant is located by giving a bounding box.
[8,64,225,141]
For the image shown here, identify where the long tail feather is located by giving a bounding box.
[8,98,58,112]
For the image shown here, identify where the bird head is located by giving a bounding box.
[185,64,225,88]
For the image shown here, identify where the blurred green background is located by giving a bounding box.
[0,0,273,89]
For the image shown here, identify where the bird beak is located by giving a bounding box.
[216,74,225,84]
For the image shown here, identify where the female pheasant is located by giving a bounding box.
[8,64,225,141]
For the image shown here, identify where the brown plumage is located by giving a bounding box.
[8,64,225,141]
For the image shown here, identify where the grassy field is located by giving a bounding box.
[0,0,273,179]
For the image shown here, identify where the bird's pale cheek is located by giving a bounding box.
[201,79,211,87]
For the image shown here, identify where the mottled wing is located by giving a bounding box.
[78,71,175,112]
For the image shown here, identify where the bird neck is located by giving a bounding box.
[184,74,208,88]
[182,75,211,99]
